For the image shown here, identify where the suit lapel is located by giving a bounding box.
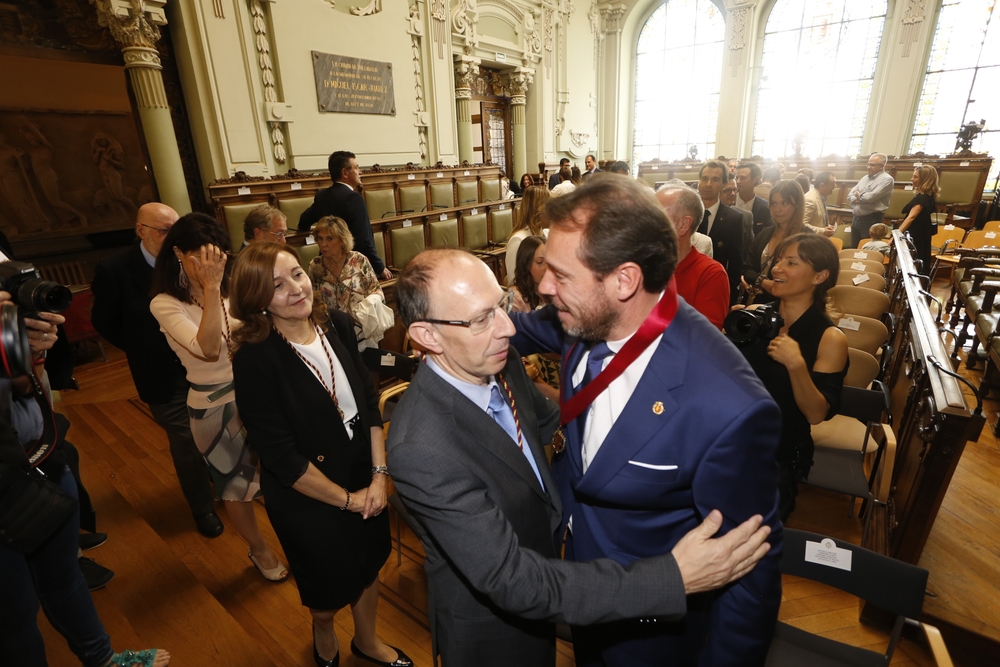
[561,339,588,475]
[574,322,688,497]
[420,364,553,506]
[503,361,560,513]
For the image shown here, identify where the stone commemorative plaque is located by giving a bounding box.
[312,51,395,116]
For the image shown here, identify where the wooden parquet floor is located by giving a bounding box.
[36,341,973,666]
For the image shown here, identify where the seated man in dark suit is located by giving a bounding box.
[91,203,221,538]
[387,248,773,667]
[297,150,392,280]
[734,162,774,237]
[697,159,745,305]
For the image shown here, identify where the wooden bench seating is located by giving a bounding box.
[208,165,507,251]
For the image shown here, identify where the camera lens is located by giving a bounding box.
[17,279,72,315]
[0,303,32,378]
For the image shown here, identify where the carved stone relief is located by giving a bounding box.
[543,7,553,74]
[407,4,428,159]
[249,0,287,164]
[505,69,532,105]
[728,6,751,77]
[431,0,447,58]
[899,0,926,58]
[452,0,479,54]
[351,0,383,16]
[600,5,625,34]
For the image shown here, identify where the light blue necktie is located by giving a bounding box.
[488,384,519,447]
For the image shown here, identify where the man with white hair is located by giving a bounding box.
[847,152,894,248]
[656,185,730,329]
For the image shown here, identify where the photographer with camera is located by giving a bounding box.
[0,282,170,666]
[725,233,848,521]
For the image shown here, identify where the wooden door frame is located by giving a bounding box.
[478,99,513,179]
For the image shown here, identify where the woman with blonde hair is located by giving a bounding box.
[230,242,408,667]
[742,179,806,303]
[505,184,549,280]
[898,165,940,272]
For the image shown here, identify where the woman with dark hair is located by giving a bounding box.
[229,243,407,667]
[511,172,534,196]
[511,235,548,311]
[735,233,849,520]
[742,179,806,304]
[149,212,287,583]
[505,185,550,280]
[898,165,940,272]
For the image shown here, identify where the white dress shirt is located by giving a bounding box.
[571,319,665,473]
[703,200,721,235]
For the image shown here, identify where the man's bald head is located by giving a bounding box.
[397,249,493,327]
[136,202,179,257]
[656,185,703,241]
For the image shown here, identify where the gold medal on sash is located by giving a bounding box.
[551,427,566,454]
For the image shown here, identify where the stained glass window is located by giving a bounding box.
[751,0,887,158]
[632,0,726,167]
[909,0,1000,189]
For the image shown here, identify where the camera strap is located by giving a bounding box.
[23,371,61,468]
[559,279,679,426]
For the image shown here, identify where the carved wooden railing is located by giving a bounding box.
[868,231,985,561]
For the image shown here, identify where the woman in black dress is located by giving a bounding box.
[229,243,409,667]
[735,233,849,520]
[898,165,940,273]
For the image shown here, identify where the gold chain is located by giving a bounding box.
[496,374,524,451]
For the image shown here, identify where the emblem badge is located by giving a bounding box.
[552,427,566,454]
[652,401,664,415]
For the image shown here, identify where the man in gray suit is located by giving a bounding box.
[386,249,772,667]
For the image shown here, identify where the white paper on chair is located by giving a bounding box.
[945,224,955,230]
[838,317,861,331]
[851,262,867,271]
[237,186,251,195]
[381,353,396,367]
[805,539,853,571]
[290,182,302,191]
[854,251,868,259]
[988,232,997,239]
[853,273,870,285]
[845,226,852,233]
[305,235,315,245]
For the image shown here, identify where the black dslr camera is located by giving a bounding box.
[0,261,72,320]
[0,261,73,378]
[723,304,784,346]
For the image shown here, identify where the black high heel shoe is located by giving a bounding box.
[312,623,340,667]
[350,639,412,667]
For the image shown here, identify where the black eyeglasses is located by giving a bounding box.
[417,292,515,334]
[138,223,171,236]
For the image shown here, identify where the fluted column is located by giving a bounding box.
[454,58,479,165]
[507,70,533,181]
[93,0,191,214]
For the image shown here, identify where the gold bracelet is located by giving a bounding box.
[340,486,350,511]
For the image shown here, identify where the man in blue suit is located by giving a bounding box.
[511,175,783,666]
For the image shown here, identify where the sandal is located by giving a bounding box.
[249,549,289,582]
[107,648,169,667]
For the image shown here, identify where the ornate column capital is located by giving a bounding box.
[505,69,534,106]
[599,2,626,35]
[454,58,479,98]
[91,0,167,69]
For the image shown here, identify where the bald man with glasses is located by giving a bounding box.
[847,153,894,249]
[92,203,221,538]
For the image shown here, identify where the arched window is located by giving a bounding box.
[751,0,888,158]
[909,0,999,187]
[632,0,726,166]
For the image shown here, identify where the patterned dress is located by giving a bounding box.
[308,251,385,348]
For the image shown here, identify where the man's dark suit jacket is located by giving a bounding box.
[707,202,745,305]
[582,168,603,180]
[387,353,688,667]
[511,301,782,666]
[297,182,387,274]
[748,195,773,237]
[547,172,563,190]
[91,242,186,405]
